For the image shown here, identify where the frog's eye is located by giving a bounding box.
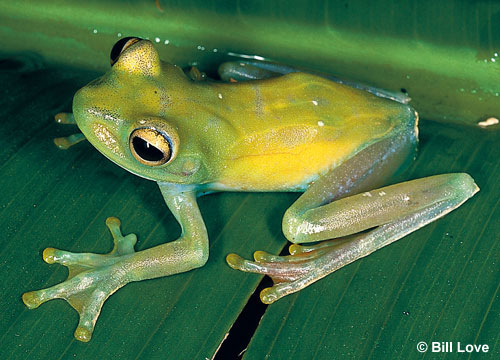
[110,37,142,66]
[129,128,173,166]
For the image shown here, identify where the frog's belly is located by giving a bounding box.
[218,140,357,191]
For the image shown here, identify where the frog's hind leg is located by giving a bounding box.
[228,173,478,304]
[226,131,479,304]
[53,112,87,149]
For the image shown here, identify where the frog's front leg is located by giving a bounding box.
[228,168,478,304]
[53,112,86,149]
[23,185,208,342]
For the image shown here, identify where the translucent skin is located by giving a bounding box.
[22,39,478,342]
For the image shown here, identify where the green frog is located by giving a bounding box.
[22,38,479,342]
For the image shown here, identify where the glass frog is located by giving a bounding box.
[22,38,479,342]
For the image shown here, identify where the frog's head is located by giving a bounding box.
[73,38,211,185]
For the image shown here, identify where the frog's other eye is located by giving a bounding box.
[110,37,142,66]
[129,128,173,166]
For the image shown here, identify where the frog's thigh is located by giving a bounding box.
[283,132,416,243]
[286,173,478,246]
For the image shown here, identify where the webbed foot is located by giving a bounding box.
[53,112,86,149]
[22,217,137,342]
[53,133,86,149]
[227,238,356,304]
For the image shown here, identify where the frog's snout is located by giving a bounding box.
[72,85,123,155]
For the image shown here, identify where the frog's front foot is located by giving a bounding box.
[53,112,86,149]
[22,217,137,342]
[227,238,351,304]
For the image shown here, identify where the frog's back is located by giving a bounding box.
[215,72,417,191]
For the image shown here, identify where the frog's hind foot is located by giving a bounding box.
[53,112,87,149]
[22,217,137,342]
[227,238,354,304]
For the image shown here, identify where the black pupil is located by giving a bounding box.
[132,137,164,162]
